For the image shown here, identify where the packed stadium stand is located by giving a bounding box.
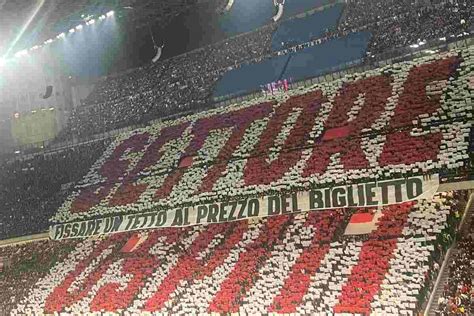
[42,45,471,226]
[339,0,473,56]
[0,193,469,315]
[0,139,110,239]
[44,0,471,142]
[0,0,473,315]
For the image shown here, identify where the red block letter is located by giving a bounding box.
[71,133,150,213]
[244,90,324,186]
[154,102,274,199]
[379,56,460,166]
[303,75,392,176]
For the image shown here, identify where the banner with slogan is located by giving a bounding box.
[50,174,439,240]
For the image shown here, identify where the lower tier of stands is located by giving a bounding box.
[7,192,465,315]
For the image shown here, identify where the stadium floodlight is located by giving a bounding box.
[76,24,83,30]
[31,45,40,50]
[57,32,66,39]
[14,49,28,58]
[106,10,114,17]
[69,28,75,34]
[44,38,54,45]
[99,14,106,20]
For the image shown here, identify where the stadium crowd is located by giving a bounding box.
[0,1,471,314]
[0,0,470,241]
[0,140,110,239]
[52,0,473,141]
[0,239,78,313]
[0,193,466,315]
[277,0,473,62]
[57,25,276,140]
[363,1,472,55]
[436,231,474,315]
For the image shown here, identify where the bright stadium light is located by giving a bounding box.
[99,14,106,20]
[44,38,53,45]
[106,10,114,17]
[57,32,66,39]
[14,49,28,58]
[76,24,83,30]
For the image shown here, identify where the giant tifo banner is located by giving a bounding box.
[50,47,472,227]
[50,175,439,240]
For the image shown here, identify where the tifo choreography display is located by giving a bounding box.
[13,193,462,315]
[0,0,472,315]
[51,46,472,226]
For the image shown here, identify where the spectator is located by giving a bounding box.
[0,139,110,239]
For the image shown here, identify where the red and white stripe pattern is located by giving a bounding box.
[12,193,460,315]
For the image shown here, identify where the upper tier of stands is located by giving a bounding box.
[55,25,275,142]
[6,192,466,315]
[271,3,343,51]
[0,1,471,151]
[217,0,334,36]
[52,0,472,141]
[218,0,275,35]
[213,52,291,97]
[339,0,473,56]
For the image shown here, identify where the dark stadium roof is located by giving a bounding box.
[0,0,199,57]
